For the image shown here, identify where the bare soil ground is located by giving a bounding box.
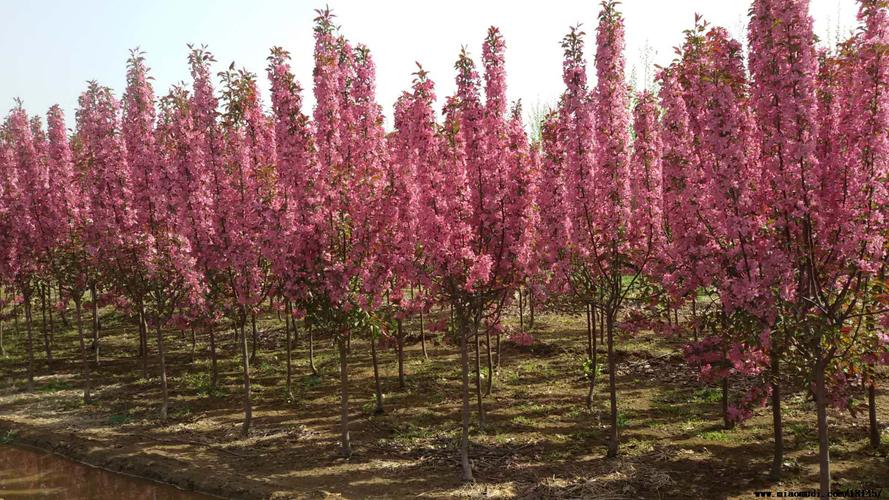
[0,307,887,499]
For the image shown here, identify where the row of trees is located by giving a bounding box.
[0,0,887,494]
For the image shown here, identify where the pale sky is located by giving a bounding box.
[0,1,859,129]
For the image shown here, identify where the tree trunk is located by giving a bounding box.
[722,376,731,430]
[528,289,535,330]
[420,309,428,360]
[250,312,258,364]
[600,305,606,344]
[74,297,92,404]
[396,318,405,390]
[371,333,384,414]
[606,310,619,458]
[239,314,253,436]
[474,322,485,429]
[40,285,53,365]
[58,284,69,329]
[0,288,5,357]
[90,283,99,364]
[814,358,831,499]
[770,350,784,480]
[518,288,524,332]
[338,336,352,457]
[208,324,218,389]
[495,324,501,370]
[24,293,35,391]
[457,304,474,482]
[138,301,148,379]
[284,301,293,401]
[46,285,56,357]
[868,380,879,449]
[190,327,196,363]
[484,323,494,396]
[308,327,318,376]
[156,320,169,421]
[586,303,597,409]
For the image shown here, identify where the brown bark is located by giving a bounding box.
[396,318,405,390]
[249,312,258,364]
[419,309,428,360]
[484,322,494,396]
[371,333,384,414]
[868,382,880,449]
[308,327,318,375]
[457,304,474,482]
[239,313,253,436]
[606,310,619,458]
[284,301,293,400]
[156,321,169,421]
[40,284,53,365]
[338,336,352,457]
[90,283,99,364]
[24,292,35,391]
[74,297,92,404]
[208,324,218,389]
[814,357,831,499]
[770,350,784,480]
[137,301,148,378]
[474,321,485,429]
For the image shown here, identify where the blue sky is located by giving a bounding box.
[0,0,858,128]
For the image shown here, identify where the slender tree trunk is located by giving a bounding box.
[137,301,148,379]
[40,285,53,365]
[0,288,5,357]
[371,333,384,414]
[156,320,169,421]
[308,327,318,375]
[190,327,196,363]
[58,284,69,329]
[868,381,880,449]
[396,319,405,390]
[338,336,352,457]
[47,285,56,355]
[484,323,494,396]
[457,304,474,482]
[420,309,428,360]
[770,350,784,480]
[722,376,731,430]
[814,357,831,499]
[74,297,91,404]
[600,304,606,344]
[495,325,502,369]
[518,288,524,332]
[90,283,99,364]
[586,303,597,409]
[606,309,619,458]
[24,292,35,391]
[284,301,293,400]
[674,308,680,339]
[208,324,218,389]
[528,289,535,330]
[239,314,253,436]
[250,312,258,364]
[691,297,698,341]
[474,321,485,429]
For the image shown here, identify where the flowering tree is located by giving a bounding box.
[749,0,889,490]
[46,105,94,403]
[589,1,660,458]
[409,26,534,481]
